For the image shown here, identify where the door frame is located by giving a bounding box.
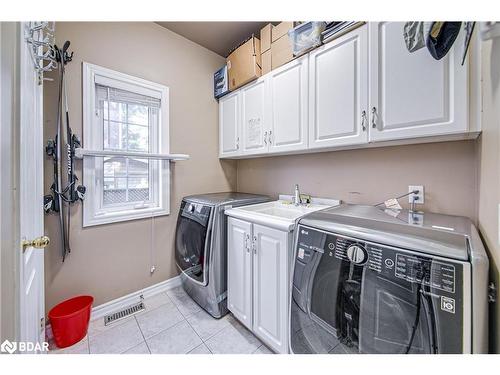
[19,20,45,350]
[0,22,46,351]
[0,22,22,345]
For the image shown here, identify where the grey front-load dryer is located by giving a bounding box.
[175,192,270,318]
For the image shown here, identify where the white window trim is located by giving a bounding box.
[82,62,170,227]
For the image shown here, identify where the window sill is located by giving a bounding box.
[83,206,169,227]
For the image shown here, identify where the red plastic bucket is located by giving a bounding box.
[48,295,94,348]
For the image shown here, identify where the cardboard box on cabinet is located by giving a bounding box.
[261,49,271,75]
[271,21,294,42]
[271,34,294,69]
[227,36,262,91]
[260,23,272,53]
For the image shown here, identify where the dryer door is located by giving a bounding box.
[175,200,213,285]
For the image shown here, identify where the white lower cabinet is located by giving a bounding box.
[252,224,289,353]
[227,217,291,353]
[227,217,253,330]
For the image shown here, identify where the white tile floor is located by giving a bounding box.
[49,286,273,355]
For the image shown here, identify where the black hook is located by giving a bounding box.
[53,41,74,65]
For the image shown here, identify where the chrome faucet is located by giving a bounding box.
[293,184,301,206]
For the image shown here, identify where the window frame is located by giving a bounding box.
[82,62,170,227]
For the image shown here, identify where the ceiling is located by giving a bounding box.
[156,22,271,57]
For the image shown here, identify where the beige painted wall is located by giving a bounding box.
[43,22,236,309]
[237,141,478,219]
[477,38,500,353]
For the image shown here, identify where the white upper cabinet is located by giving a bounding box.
[240,78,268,155]
[308,25,369,149]
[267,55,309,153]
[219,91,240,157]
[218,22,476,159]
[368,22,468,142]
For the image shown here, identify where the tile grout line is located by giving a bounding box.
[90,292,175,353]
[89,291,174,341]
[88,315,134,341]
[183,315,207,353]
[199,318,232,344]
[141,316,187,342]
[134,315,152,354]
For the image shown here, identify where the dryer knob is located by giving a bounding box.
[346,245,367,265]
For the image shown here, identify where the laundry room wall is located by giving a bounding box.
[43,22,236,309]
[237,140,478,219]
[477,37,500,354]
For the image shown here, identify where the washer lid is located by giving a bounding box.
[299,204,472,261]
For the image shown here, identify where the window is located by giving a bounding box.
[82,63,169,226]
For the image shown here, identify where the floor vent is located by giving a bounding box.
[104,301,145,326]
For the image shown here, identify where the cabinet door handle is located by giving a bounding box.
[269,130,273,144]
[264,131,268,145]
[361,110,367,131]
[244,233,250,253]
[236,136,239,149]
[253,235,257,254]
[371,107,377,129]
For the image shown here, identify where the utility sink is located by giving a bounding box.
[225,197,341,232]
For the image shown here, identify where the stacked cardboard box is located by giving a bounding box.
[218,23,296,95]
[226,35,261,91]
[260,24,272,75]
[260,22,295,75]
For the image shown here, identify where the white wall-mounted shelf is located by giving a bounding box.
[74,148,190,161]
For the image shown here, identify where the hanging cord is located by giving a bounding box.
[374,190,419,207]
[150,210,156,275]
[405,277,427,354]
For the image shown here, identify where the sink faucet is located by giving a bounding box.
[293,184,301,206]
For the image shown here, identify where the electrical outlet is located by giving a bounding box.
[409,185,424,204]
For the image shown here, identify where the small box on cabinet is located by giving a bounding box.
[214,65,229,99]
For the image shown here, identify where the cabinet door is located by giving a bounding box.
[267,55,308,153]
[369,22,467,142]
[240,78,268,155]
[308,25,369,149]
[227,217,253,330]
[252,224,289,353]
[219,92,240,157]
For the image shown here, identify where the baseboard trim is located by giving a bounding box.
[90,275,182,321]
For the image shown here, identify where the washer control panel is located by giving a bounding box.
[321,231,457,295]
